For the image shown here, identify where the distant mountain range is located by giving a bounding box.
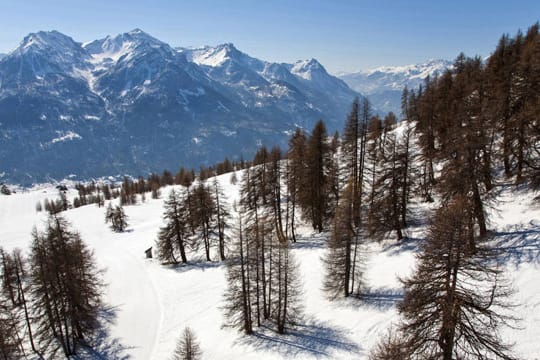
[338,59,452,115]
[0,29,360,184]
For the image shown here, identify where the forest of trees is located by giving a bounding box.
[369,24,540,358]
[2,22,538,359]
[0,215,104,358]
[223,150,303,335]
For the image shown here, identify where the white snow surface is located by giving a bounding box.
[184,45,231,67]
[1,174,540,359]
[51,131,82,143]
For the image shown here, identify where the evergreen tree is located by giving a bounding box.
[0,184,11,195]
[156,189,189,264]
[322,182,364,298]
[191,183,215,261]
[272,242,303,334]
[377,198,517,359]
[367,122,412,241]
[105,204,129,232]
[29,215,104,357]
[300,120,331,232]
[223,210,253,334]
[0,248,26,359]
[224,163,303,335]
[172,327,202,360]
[286,128,307,243]
[0,305,23,359]
[342,98,369,229]
[0,248,38,356]
[230,171,238,185]
[212,178,230,261]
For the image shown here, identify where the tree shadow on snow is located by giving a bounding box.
[74,305,133,360]
[357,287,404,311]
[493,222,540,266]
[406,203,433,229]
[291,234,328,250]
[331,287,403,312]
[238,318,361,358]
[381,236,423,256]
[165,259,224,274]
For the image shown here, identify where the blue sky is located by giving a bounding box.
[0,0,539,73]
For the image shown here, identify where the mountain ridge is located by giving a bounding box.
[339,59,452,115]
[0,29,361,185]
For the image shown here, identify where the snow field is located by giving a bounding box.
[1,175,539,359]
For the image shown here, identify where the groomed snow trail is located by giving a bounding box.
[69,197,166,360]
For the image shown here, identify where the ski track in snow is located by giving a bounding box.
[68,199,164,360]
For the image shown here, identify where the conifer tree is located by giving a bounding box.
[156,189,189,263]
[191,183,215,261]
[272,242,303,334]
[29,215,104,357]
[286,128,307,242]
[105,204,129,232]
[172,327,202,360]
[323,182,364,298]
[0,248,38,356]
[300,120,331,232]
[376,198,517,359]
[212,178,230,261]
[342,98,369,228]
[223,210,253,334]
[0,306,23,360]
[367,121,413,241]
[225,165,303,335]
[0,249,25,359]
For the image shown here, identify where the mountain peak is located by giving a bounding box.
[121,28,165,45]
[291,58,327,80]
[128,28,145,35]
[19,30,80,53]
[294,58,322,69]
[6,30,90,76]
[182,42,250,68]
[216,42,237,51]
[84,29,172,61]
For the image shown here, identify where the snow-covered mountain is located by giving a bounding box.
[0,30,361,184]
[178,44,357,130]
[339,59,452,115]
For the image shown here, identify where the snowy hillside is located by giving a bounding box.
[1,168,539,359]
[339,59,451,115]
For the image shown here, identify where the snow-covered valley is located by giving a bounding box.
[1,173,540,359]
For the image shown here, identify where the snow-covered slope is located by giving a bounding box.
[339,59,452,115]
[1,168,539,359]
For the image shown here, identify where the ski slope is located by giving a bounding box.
[1,175,539,359]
